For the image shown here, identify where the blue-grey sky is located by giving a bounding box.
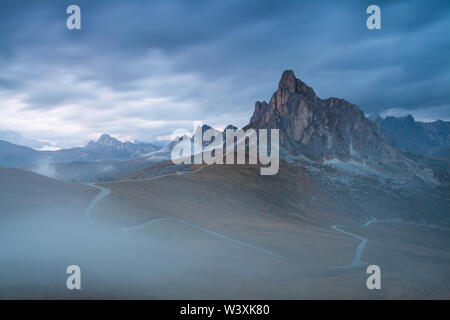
[0,0,449,147]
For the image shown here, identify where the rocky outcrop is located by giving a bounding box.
[247,70,435,180]
[374,115,450,158]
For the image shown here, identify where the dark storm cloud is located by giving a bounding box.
[0,0,449,145]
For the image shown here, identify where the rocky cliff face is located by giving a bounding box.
[376,115,450,158]
[248,70,434,179]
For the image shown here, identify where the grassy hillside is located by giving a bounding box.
[0,166,97,217]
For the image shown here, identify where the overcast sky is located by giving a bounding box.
[0,0,449,147]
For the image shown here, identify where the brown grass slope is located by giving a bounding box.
[0,166,97,217]
[91,162,450,298]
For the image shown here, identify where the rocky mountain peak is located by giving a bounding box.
[87,133,158,156]
[278,70,296,89]
[247,69,435,180]
[278,69,315,94]
[267,70,316,117]
[404,114,415,123]
[97,133,120,146]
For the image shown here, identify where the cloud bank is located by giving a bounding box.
[0,0,449,147]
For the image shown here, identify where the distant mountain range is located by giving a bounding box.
[0,130,52,150]
[86,134,159,158]
[368,115,449,158]
[0,134,159,168]
[0,70,448,184]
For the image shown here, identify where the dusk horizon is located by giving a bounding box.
[1,0,449,147]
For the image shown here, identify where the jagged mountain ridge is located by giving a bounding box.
[246,70,434,180]
[0,134,159,168]
[86,134,158,158]
[373,115,449,158]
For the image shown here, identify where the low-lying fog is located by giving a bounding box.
[0,209,292,299]
[0,211,226,298]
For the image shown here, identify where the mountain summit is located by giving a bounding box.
[248,70,434,179]
[87,134,158,157]
[95,133,125,149]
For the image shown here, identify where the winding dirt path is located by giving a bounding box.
[83,175,285,259]
[331,218,448,269]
